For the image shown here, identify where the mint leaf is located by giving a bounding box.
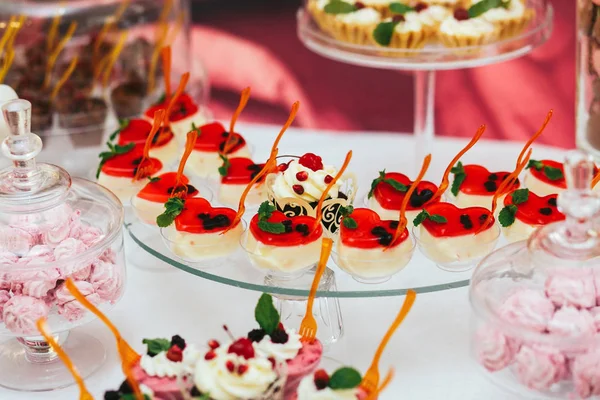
[511,188,529,205]
[218,154,231,177]
[156,197,185,227]
[429,214,447,223]
[343,217,357,229]
[328,367,362,390]
[544,166,564,181]
[413,210,429,226]
[109,119,130,141]
[258,220,286,234]
[121,395,152,400]
[324,0,357,14]
[148,176,161,183]
[373,21,399,46]
[526,159,544,171]
[255,293,280,335]
[96,142,135,179]
[142,338,171,357]
[384,178,408,192]
[498,204,517,227]
[258,201,276,220]
[368,170,387,199]
[468,0,510,18]
[340,205,354,217]
[389,2,414,14]
[450,162,466,197]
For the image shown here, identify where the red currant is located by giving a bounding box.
[237,364,249,375]
[414,2,428,12]
[204,350,216,360]
[454,8,470,21]
[226,360,235,372]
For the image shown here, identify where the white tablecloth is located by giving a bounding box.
[0,123,567,400]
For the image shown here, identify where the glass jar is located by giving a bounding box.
[0,99,126,391]
[469,150,600,399]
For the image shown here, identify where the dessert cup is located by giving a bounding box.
[523,159,568,197]
[282,339,324,398]
[111,79,147,119]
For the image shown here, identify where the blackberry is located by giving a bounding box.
[488,173,498,181]
[389,221,399,229]
[459,214,473,230]
[483,181,497,192]
[104,391,121,400]
[539,207,552,216]
[378,233,393,246]
[248,329,267,342]
[282,220,292,226]
[548,197,557,207]
[270,328,289,344]
[409,189,434,208]
[119,380,132,394]
[198,213,210,221]
[371,226,387,236]
[171,335,186,350]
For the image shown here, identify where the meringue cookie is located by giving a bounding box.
[54,238,88,260]
[0,251,18,265]
[18,245,55,265]
[514,345,568,391]
[55,280,101,322]
[21,269,61,299]
[88,260,123,302]
[545,272,596,309]
[572,350,600,399]
[475,325,520,372]
[78,226,104,247]
[3,295,50,335]
[0,289,10,322]
[0,227,35,256]
[499,289,555,332]
[548,307,596,338]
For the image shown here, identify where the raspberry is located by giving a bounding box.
[204,350,216,360]
[293,185,305,195]
[166,345,183,362]
[208,339,220,349]
[296,171,308,181]
[228,338,255,359]
[314,369,330,390]
[454,8,470,20]
[299,153,324,171]
[171,335,186,350]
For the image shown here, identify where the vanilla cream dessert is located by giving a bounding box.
[219,184,266,207]
[523,159,567,197]
[144,92,205,141]
[116,120,181,167]
[218,157,268,206]
[368,197,422,224]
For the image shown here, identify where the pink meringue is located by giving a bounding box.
[0,227,35,256]
[590,307,600,332]
[514,345,568,391]
[0,251,18,265]
[548,307,596,338]
[475,325,520,372]
[99,248,117,264]
[78,225,104,248]
[572,350,600,399]
[0,289,10,322]
[545,273,596,309]
[55,280,95,305]
[53,238,88,260]
[2,295,50,335]
[20,269,61,299]
[88,260,123,303]
[55,280,101,322]
[499,289,555,332]
[17,245,55,265]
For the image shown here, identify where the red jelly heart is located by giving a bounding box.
[249,211,322,246]
[373,172,440,211]
[193,122,247,154]
[340,208,408,249]
[118,120,174,148]
[137,172,198,203]
[101,145,163,178]
[221,158,266,185]
[422,202,494,238]
[504,191,565,225]
[527,160,566,189]
[175,197,238,234]
[458,165,519,196]
[144,92,199,122]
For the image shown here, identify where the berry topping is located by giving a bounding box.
[454,8,470,20]
[371,226,387,236]
[202,214,231,230]
[414,2,428,12]
[324,174,334,184]
[355,1,366,9]
[378,233,393,246]
[459,214,473,230]
[166,345,183,362]
[295,223,310,236]
[228,338,255,360]
[483,181,497,193]
[248,329,267,342]
[204,350,216,360]
[104,391,120,400]
[296,171,308,181]
[237,364,249,375]
[299,153,324,171]
[226,360,235,372]
[479,213,488,223]
[548,197,557,207]
[314,369,330,390]
[167,184,197,196]
[208,339,220,349]
[539,207,553,216]
[270,328,289,344]
[488,173,498,181]
[389,220,399,229]
[171,335,186,350]
[392,14,405,23]
[409,189,434,208]
[293,184,305,195]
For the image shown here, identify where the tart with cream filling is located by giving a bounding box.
[404,2,451,33]
[438,4,499,47]
[309,0,382,45]
[373,13,431,49]
[472,0,535,39]
[114,118,179,167]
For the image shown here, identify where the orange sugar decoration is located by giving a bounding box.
[64,279,143,399]
[94,0,130,57]
[160,46,172,100]
[44,21,77,89]
[171,130,198,198]
[312,151,353,232]
[391,154,432,247]
[164,72,190,127]
[148,24,169,95]
[101,30,128,88]
[516,110,553,167]
[0,15,25,84]
[592,169,600,189]
[0,16,16,61]
[221,87,252,156]
[430,125,485,203]
[36,318,94,400]
[364,369,395,400]
[133,110,165,181]
[166,11,185,46]
[50,55,78,100]
[6,14,25,53]
[47,10,62,52]
[222,101,300,234]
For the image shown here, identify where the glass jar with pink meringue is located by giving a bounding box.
[469,150,600,400]
[0,99,126,392]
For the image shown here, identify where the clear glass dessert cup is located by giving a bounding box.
[412,223,501,272]
[331,235,416,284]
[239,230,323,280]
[160,221,246,269]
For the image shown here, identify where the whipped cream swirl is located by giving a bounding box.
[272,160,346,203]
[297,376,360,400]
[140,345,200,378]
[254,329,303,362]
[440,16,495,36]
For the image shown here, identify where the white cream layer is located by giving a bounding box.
[164,223,243,261]
[439,16,496,36]
[297,376,360,400]
[335,238,413,280]
[502,218,539,243]
[131,196,164,226]
[405,6,450,29]
[149,139,180,167]
[186,146,251,179]
[523,172,564,197]
[367,196,422,226]
[97,172,155,205]
[218,183,267,207]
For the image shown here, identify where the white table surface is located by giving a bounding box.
[0,123,568,400]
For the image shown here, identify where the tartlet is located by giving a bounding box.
[373,15,431,49]
[404,2,451,34]
[438,8,498,47]
[474,0,535,39]
[309,0,382,45]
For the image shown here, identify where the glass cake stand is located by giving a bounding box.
[296,0,553,173]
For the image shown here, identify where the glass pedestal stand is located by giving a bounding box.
[296,0,553,172]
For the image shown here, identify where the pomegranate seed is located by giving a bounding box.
[453,8,470,21]
[293,185,305,195]
[226,360,235,372]
[208,339,220,349]
[324,175,333,184]
[278,162,289,172]
[204,350,216,360]
[296,171,308,181]
[414,2,428,12]
[237,364,249,375]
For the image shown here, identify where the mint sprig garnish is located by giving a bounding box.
[324,0,357,14]
[142,338,171,357]
[148,176,161,183]
[257,201,286,234]
[156,197,185,227]
[96,142,135,179]
[340,205,357,229]
[413,209,447,226]
[468,0,510,18]
[373,21,400,46]
[389,2,414,14]
[328,367,362,390]
[255,293,280,335]
[526,159,543,171]
[109,118,130,142]
[450,161,466,197]
[526,159,564,181]
[511,188,529,205]
[498,204,518,227]
[218,154,231,177]
[368,170,408,198]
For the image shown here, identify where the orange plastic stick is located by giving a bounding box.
[172,130,198,198]
[164,72,190,127]
[94,0,129,56]
[0,16,16,66]
[430,125,485,203]
[102,30,128,88]
[51,55,78,100]
[161,46,171,101]
[47,10,61,51]
[133,110,165,181]
[391,154,431,246]
[592,170,600,188]
[148,25,169,95]
[312,151,353,232]
[44,21,77,89]
[221,87,251,155]
[166,11,185,46]
[6,15,25,53]
[515,110,553,167]
[36,318,94,400]
[223,101,300,234]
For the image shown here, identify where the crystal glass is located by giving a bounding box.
[469,150,600,399]
[0,99,126,391]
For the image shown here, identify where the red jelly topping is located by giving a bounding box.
[101,145,163,178]
[422,202,494,238]
[373,172,440,211]
[528,160,566,189]
[249,211,322,247]
[193,122,246,154]
[118,120,174,148]
[174,197,238,234]
[340,208,408,249]
[221,158,266,185]
[144,92,199,122]
[136,172,198,203]
[459,165,520,196]
[504,191,565,225]
[299,153,324,171]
